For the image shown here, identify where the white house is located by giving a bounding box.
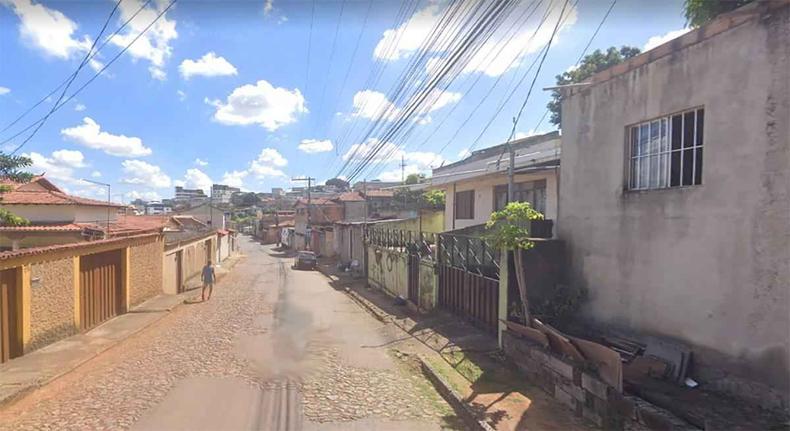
[428,131,561,232]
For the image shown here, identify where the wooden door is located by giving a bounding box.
[80,250,123,331]
[0,268,21,363]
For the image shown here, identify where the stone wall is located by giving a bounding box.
[129,238,164,307]
[27,258,76,353]
[502,330,696,430]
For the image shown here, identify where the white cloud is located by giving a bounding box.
[457,148,471,159]
[298,139,333,154]
[23,151,82,184]
[91,170,101,178]
[74,103,86,111]
[207,80,307,131]
[109,0,178,80]
[373,3,441,61]
[350,90,399,121]
[179,52,237,79]
[177,90,186,101]
[180,168,212,193]
[255,148,287,167]
[61,117,152,157]
[643,28,690,52]
[350,89,460,123]
[264,0,273,15]
[221,170,248,188]
[126,190,161,201]
[419,2,578,77]
[249,163,286,178]
[0,86,10,95]
[51,149,86,167]
[343,138,400,163]
[3,0,93,61]
[514,129,549,140]
[194,158,208,166]
[343,139,444,178]
[121,160,171,188]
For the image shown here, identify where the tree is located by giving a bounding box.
[0,153,33,226]
[485,202,544,326]
[684,0,753,27]
[547,46,640,128]
[325,177,350,191]
[404,173,425,185]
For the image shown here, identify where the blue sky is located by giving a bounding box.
[0,0,688,202]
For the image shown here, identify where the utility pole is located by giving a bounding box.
[508,117,516,202]
[292,177,315,249]
[401,155,407,210]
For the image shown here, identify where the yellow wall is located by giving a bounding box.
[374,210,444,233]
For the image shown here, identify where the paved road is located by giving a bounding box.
[0,237,459,430]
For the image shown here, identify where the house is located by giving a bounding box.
[174,186,207,202]
[292,197,344,251]
[363,189,398,218]
[211,184,240,204]
[352,180,400,192]
[0,176,125,250]
[144,201,171,215]
[557,2,789,409]
[173,202,228,228]
[428,131,561,232]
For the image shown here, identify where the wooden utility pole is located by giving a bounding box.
[292,176,315,249]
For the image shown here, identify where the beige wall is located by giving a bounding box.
[441,170,558,231]
[163,234,216,291]
[1,204,117,224]
[128,237,164,307]
[0,232,85,250]
[558,5,789,406]
[27,258,75,353]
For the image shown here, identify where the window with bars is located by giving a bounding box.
[493,180,547,214]
[628,107,704,190]
[454,190,475,220]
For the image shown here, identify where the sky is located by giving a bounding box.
[0,0,688,203]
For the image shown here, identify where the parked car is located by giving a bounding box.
[294,251,317,270]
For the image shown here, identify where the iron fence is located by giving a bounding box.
[437,233,500,279]
[366,228,437,260]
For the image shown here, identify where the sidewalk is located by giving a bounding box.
[316,260,596,431]
[0,252,244,409]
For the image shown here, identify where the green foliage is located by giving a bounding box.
[0,208,30,226]
[548,46,641,128]
[325,177,350,190]
[684,0,752,27]
[531,283,587,326]
[485,201,543,250]
[405,173,425,185]
[422,189,445,209]
[0,153,34,183]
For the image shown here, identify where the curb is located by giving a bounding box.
[0,254,246,410]
[417,354,496,431]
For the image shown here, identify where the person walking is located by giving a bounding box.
[201,260,216,301]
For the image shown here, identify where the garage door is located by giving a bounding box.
[0,268,21,363]
[80,250,123,331]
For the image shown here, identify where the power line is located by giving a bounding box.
[5,0,177,153]
[0,0,153,136]
[312,0,347,136]
[305,0,316,98]
[10,0,123,155]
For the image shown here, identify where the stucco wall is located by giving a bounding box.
[418,260,437,310]
[1,205,117,224]
[441,170,558,231]
[27,258,75,353]
[343,201,366,222]
[0,232,85,250]
[558,6,789,402]
[367,245,407,298]
[129,238,164,307]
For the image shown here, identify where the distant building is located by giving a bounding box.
[272,187,284,196]
[174,186,207,202]
[352,180,400,191]
[145,201,172,215]
[211,184,241,204]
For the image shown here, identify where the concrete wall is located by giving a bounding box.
[418,260,437,310]
[372,210,444,234]
[441,170,558,231]
[164,234,215,290]
[128,237,164,307]
[343,201,366,222]
[0,232,85,250]
[558,5,790,405]
[367,245,407,298]
[162,251,178,295]
[1,205,118,224]
[27,258,75,353]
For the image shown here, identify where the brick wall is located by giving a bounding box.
[128,238,164,307]
[502,330,696,430]
[27,258,76,353]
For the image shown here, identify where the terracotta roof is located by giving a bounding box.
[0,223,84,232]
[364,189,395,198]
[335,192,365,202]
[294,197,340,206]
[0,177,123,208]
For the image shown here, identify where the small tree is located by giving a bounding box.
[485,202,543,326]
[684,0,753,27]
[547,46,640,128]
[325,177,350,191]
[0,153,33,226]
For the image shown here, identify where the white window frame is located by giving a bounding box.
[627,107,704,191]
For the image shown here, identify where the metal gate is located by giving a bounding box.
[407,253,420,304]
[80,250,123,331]
[438,266,499,333]
[0,268,21,363]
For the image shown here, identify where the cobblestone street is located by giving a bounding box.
[0,237,461,430]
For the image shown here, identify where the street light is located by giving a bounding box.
[81,178,111,237]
